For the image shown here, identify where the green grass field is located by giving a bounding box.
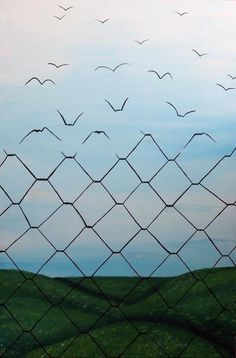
[0,267,235,357]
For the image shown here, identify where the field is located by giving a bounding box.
[0,267,235,357]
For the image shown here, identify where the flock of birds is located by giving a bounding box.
[19,4,236,149]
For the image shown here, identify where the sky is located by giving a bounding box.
[0,0,236,277]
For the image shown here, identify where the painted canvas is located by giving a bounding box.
[0,0,236,357]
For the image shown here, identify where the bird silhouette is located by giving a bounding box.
[82,131,111,144]
[175,11,188,16]
[96,18,109,24]
[58,5,73,11]
[56,110,84,126]
[95,63,130,72]
[19,127,61,144]
[25,77,55,85]
[166,101,196,117]
[54,15,66,20]
[227,74,236,80]
[135,39,149,45]
[105,98,129,112]
[183,133,216,148]
[48,62,69,68]
[216,83,235,91]
[148,70,173,79]
[192,49,208,57]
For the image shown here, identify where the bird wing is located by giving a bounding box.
[163,72,173,79]
[82,132,93,144]
[105,99,117,111]
[73,112,84,125]
[44,128,61,141]
[19,130,35,144]
[113,63,130,71]
[95,66,113,71]
[216,83,226,90]
[103,132,111,140]
[57,110,67,125]
[43,79,56,84]
[166,101,179,116]
[192,49,200,56]
[228,74,236,80]
[121,97,129,110]
[182,110,196,117]
[25,77,41,85]
[148,70,160,77]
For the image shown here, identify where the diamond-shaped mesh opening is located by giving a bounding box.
[90,307,139,357]
[122,230,168,276]
[49,159,92,203]
[175,185,225,229]
[0,156,34,202]
[0,205,29,250]
[94,205,139,251]
[74,183,114,226]
[127,137,167,181]
[179,232,221,273]
[7,228,55,273]
[102,160,140,203]
[21,181,61,226]
[206,205,236,255]
[40,204,85,250]
[150,161,191,205]
[202,150,236,204]
[149,207,195,253]
[65,228,111,276]
[125,183,165,228]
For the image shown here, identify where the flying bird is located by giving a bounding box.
[166,101,196,117]
[95,63,130,72]
[105,97,129,112]
[216,83,235,91]
[192,49,208,57]
[54,15,66,20]
[56,110,84,126]
[227,74,236,80]
[48,62,69,68]
[25,77,55,85]
[148,70,173,79]
[19,127,61,144]
[183,133,216,149]
[175,11,188,16]
[58,5,73,11]
[96,18,109,24]
[82,131,111,144]
[135,39,149,45]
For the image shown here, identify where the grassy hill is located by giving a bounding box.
[0,267,235,357]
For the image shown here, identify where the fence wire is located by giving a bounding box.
[0,133,235,357]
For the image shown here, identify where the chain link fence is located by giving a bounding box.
[0,133,235,357]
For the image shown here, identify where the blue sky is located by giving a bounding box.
[0,0,236,276]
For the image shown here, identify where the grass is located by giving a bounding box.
[0,267,235,357]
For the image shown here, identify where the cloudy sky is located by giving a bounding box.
[0,0,235,276]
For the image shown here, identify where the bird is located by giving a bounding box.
[95,63,130,72]
[175,11,188,16]
[48,62,69,68]
[192,49,208,57]
[96,18,109,24]
[166,101,196,117]
[216,83,235,91]
[25,77,55,85]
[148,70,173,79]
[105,97,129,112]
[82,131,111,144]
[135,39,149,45]
[183,133,216,148]
[58,5,73,11]
[19,128,61,144]
[56,110,84,126]
[54,15,66,20]
[227,74,236,80]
